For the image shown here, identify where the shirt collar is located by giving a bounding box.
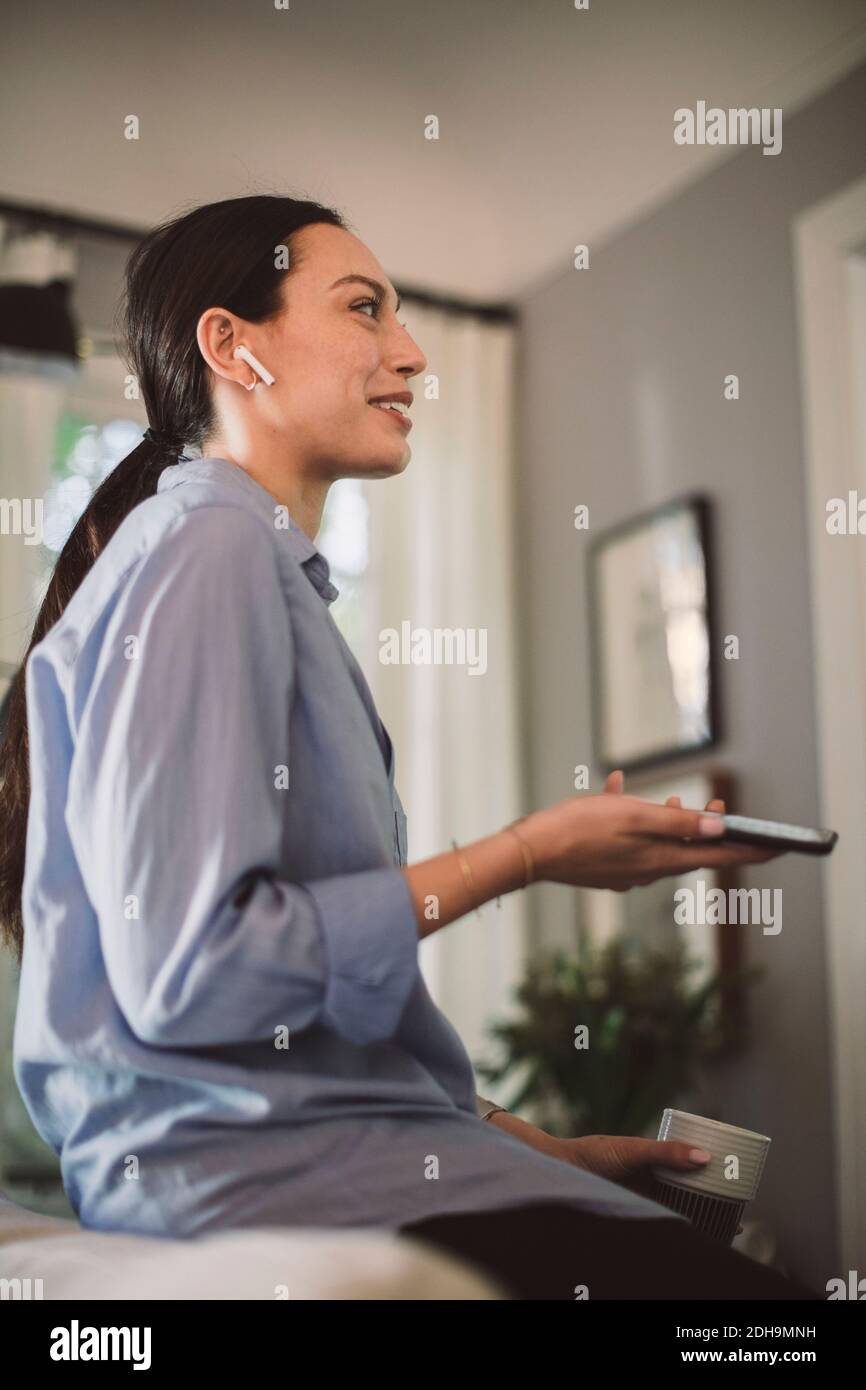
[156,455,340,607]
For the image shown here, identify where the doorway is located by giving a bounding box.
[794,174,866,1273]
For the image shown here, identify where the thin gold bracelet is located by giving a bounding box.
[450,839,482,916]
[504,819,536,887]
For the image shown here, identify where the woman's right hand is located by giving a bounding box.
[514,780,782,892]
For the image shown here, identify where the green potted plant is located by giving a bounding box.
[475,936,760,1139]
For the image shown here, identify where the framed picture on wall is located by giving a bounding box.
[587,494,718,774]
[583,767,743,1020]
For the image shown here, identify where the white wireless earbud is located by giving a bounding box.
[232,345,276,388]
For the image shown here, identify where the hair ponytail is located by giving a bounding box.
[0,193,345,956]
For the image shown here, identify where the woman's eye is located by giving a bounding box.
[351,296,407,329]
[353,296,381,318]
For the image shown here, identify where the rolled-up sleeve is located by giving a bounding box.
[475,1093,507,1120]
[65,506,419,1050]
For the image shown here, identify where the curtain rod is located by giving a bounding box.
[0,196,516,324]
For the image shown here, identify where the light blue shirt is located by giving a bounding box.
[14,456,675,1237]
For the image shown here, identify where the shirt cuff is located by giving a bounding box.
[475,1093,508,1121]
[304,867,420,1047]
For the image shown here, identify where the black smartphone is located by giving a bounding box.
[714,814,838,856]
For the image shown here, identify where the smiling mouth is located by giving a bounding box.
[369,402,412,432]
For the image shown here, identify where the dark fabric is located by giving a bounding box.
[399,1201,820,1300]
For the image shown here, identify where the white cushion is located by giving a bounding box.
[0,1192,502,1300]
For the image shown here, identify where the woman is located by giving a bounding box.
[0,194,813,1299]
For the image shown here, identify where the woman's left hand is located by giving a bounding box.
[485,1118,747,1234]
[549,1133,744,1233]
[487,1115,707,1185]
[488,1115,709,1188]
[548,1133,710,1189]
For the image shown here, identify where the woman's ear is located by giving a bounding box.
[196,308,245,386]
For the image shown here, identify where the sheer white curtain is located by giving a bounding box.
[0,228,74,1189]
[0,224,75,671]
[357,303,528,1074]
[0,375,65,668]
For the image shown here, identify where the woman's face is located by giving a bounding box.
[253,222,427,481]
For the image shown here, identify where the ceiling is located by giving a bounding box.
[2,0,865,303]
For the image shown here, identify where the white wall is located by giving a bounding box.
[515,61,866,1291]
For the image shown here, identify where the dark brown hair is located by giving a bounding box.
[0,193,346,957]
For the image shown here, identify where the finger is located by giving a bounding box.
[631,802,728,840]
[629,1139,711,1170]
[604,770,625,794]
[663,796,722,815]
[660,842,784,873]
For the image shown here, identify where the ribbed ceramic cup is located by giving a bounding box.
[648,1109,771,1245]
